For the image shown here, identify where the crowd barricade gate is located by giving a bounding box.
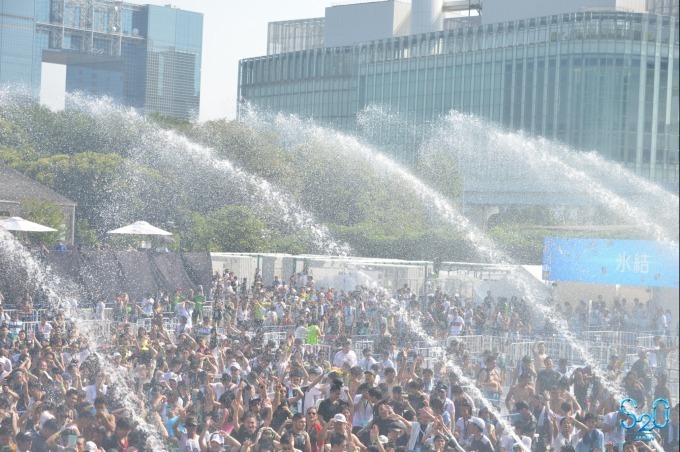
[508,341,534,367]
[263,330,290,345]
[307,344,332,360]
[353,337,374,355]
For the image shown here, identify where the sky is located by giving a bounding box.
[42,1,329,121]
[138,0,331,121]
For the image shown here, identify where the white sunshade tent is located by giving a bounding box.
[107,220,172,236]
[0,216,58,232]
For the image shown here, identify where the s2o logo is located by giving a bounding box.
[620,398,671,431]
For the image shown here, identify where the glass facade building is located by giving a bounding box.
[267,18,325,56]
[239,11,679,189]
[0,0,202,120]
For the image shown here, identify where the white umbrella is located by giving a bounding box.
[0,217,58,232]
[107,220,172,236]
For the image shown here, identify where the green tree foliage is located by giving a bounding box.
[15,152,126,233]
[414,149,463,202]
[21,198,65,246]
[184,206,270,252]
[75,218,98,247]
[192,120,299,193]
[489,224,647,264]
[0,101,475,261]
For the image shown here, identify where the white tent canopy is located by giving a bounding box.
[0,217,58,232]
[107,220,172,236]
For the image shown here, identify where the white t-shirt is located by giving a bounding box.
[501,434,532,452]
[352,395,373,428]
[175,304,193,328]
[85,384,108,405]
[39,322,53,341]
[178,433,201,452]
[95,301,106,320]
[333,349,357,368]
[552,430,580,451]
[449,316,464,335]
[358,356,377,371]
[603,411,626,444]
[141,297,154,315]
[295,325,308,340]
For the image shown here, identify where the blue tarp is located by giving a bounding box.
[542,237,679,288]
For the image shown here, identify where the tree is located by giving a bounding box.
[184,206,270,252]
[16,152,126,234]
[414,149,464,202]
[20,199,65,246]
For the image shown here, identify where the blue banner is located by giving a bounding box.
[542,238,679,288]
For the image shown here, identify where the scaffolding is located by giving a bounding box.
[38,0,143,58]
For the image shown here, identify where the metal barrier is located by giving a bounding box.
[263,330,291,345]
[307,344,332,359]
[353,337,375,355]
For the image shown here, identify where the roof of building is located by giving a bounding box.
[0,162,76,206]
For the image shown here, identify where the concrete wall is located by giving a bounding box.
[325,1,411,47]
[481,0,647,25]
[412,0,443,35]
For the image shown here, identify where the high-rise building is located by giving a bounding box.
[0,0,202,120]
[238,0,679,193]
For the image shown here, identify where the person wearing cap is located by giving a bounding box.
[210,371,230,400]
[387,386,409,417]
[386,421,410,448]
[363,369,377,387]
[229,362,242,384]
[320,413,364,450]
[433,384,455,421]
[465,417,493,452]
[172,413,201,452]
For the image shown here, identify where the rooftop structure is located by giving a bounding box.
[0,0,203,120]
[239,0,680,207]
[0,162,76,245]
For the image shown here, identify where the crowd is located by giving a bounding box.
[0,266,675,452]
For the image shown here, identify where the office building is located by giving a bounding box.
[238,0,679,193]
[0,0,202,120]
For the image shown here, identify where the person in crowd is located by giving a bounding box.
[0,264,676,452]
[575,413,604,452]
